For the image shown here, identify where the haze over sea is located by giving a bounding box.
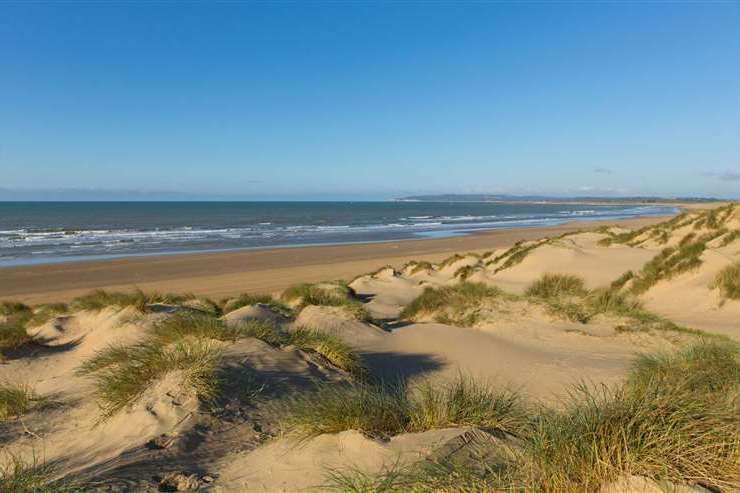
[0,202,676,267]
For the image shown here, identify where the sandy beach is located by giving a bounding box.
[1,215,671,304]
[1,203,738,491]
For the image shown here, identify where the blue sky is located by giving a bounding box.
[1,2,739,199]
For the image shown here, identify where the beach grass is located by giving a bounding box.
[524,273,587,299]
[281,375,527,440]
[70,289,194,312]
[27,303,69,327]
[453,264,479,281]
[286,328,362,374]
[710,261,740,301]
[152,313,259,343]
[281,282,370,321]
[78,338,223,419]
[0,456,82,493]
[221,293,291,316]
[405,260,434,275]
[0,383,48,421]
[399,282,506,326]
[325,339,740,492]
[408,375,528,435]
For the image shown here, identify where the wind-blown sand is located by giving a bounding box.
[1,204,738,491]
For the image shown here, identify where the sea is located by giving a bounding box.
[0,201,677,267]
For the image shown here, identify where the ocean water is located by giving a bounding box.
[0,202,676,266]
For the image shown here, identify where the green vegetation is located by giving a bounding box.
[598,205,737,249]
[152,313,269,343]
[281,282,370,321]
[409,375,527,435]
[326,340,740,492]
[524,273,587,299]
[78,338,223,419]
[221,293,291,316]
[405,260,434,275]
[629,243,705,295]
[0,456,82,492]
[487,239,548,273]
[0,301,32,319]
[710,261,740,301]
[0,321,33,359]
[527,340,740,491]
[27,303,69,327]
[399,282,507,326]
[287,328,362,375]
[0,302,35,359]
[70,289,193,312]
[437,254,465,269]
[453,264,479,281]
[281,375,527,440]
[718,229,740,247]
[0,383,48,421]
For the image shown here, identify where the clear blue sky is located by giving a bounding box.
[1,2,739,199]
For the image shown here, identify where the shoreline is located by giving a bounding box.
[0,214,673,304]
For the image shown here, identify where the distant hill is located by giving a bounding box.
[394,194,720,204]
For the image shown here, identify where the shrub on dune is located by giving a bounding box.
[710,261,740,301]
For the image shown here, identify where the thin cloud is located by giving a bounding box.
[703,169,740,181]
[593,167,612,174]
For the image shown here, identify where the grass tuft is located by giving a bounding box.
[280,381,411,439]
[710,261,740,301]
[70,289,193,312]
[0,383,48,421]
[281,375,527,440]
[287,328,363,374]
[78,338,223,419]
[405,260,434,275]
[0,455,81,493]
[409,375,528,435]
[400,282,505,326]
[221,293,291,316]
[27,303,69,327]
[281,282,370,321]
[629,242,706,295]
[332,339,740,491]
[525,274,587,299]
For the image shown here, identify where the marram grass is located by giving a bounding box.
[324,339,740,492]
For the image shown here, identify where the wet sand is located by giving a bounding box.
[0,215,671,304]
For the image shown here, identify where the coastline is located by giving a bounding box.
[0,214,673,304]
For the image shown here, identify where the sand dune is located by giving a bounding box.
[0,204,737,491]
